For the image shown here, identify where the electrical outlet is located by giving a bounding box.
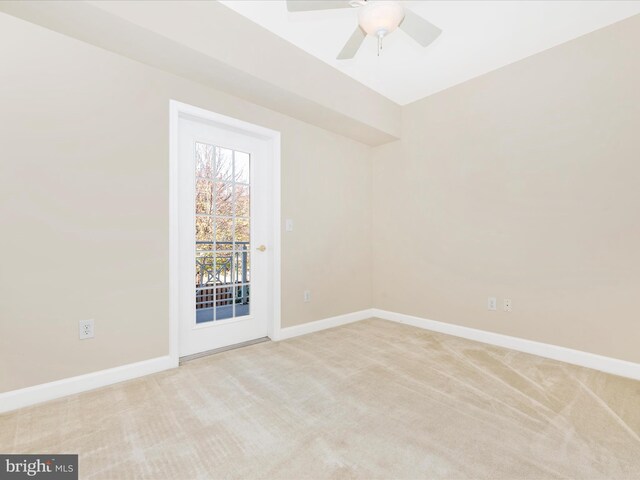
[79,319,94,339]
[303,290,311,303]
[487,297,497,311]
[285,219,294,232]
[504,299,512,312]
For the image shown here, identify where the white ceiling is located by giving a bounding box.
[219,1,640,105]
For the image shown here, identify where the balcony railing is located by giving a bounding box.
[195,241,249,313]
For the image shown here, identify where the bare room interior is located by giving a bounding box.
[1,1,639,479]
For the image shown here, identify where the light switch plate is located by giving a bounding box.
[487,297,497,311]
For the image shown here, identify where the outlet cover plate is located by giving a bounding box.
[504,299,512,312]
[79,319,94,339]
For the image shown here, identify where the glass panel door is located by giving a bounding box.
[194,143,251,324]
[177,110,271,358]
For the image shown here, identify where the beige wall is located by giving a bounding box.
[2,9,639,395]
[0,0,400,146]
[372,15,640,363]
[0,13,372,392]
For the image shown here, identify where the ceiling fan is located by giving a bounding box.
[286,0,442,59]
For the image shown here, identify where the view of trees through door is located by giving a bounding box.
[194,142,251,323]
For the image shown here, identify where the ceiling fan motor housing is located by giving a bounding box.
[357,1,405,38]
[285,0,442,60]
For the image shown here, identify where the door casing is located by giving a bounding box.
[169,100,281,363]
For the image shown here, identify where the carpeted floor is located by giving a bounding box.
[2,318,640,479]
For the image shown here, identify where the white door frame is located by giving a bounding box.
[169,100,281,364]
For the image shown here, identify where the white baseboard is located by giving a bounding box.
[4,309,638,414]
[273,309,374,341]
[372,309,640,381]
[1,309,373,413]
[0,355,177,414]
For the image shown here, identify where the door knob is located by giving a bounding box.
[256,245,267,252]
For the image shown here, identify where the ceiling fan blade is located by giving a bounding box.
[286,1,352,12]
[399,9,442,48]
[336,27,366,60]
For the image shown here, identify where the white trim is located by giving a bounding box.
[4,308,638,412]
[272,309,374,341]
[372,309,640,381]
[269,133,282,341]
[169,100,282,359]
[169,100,180,365]
[0,356,176,414]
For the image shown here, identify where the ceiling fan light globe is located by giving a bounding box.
[358,1,405,37]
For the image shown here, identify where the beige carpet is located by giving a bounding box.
[1,318,639,479]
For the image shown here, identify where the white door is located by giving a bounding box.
[178,115,271,357]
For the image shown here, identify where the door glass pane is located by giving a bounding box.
[234,218,250,245]
[234,151,250,184]
[215,217,233,249]
[195,253,215,325]
[215,183,234,217]
[235,284,250,318]
[195,179,214,215]
[196,143,214,178]
[215,147,233,182]
[195,142,251,323]
[234,250,250,284]
[196,286,215,324]
[215,252,233,285]
[234,184,250,218]
[215,286,234,320]
[195,216,213,243]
